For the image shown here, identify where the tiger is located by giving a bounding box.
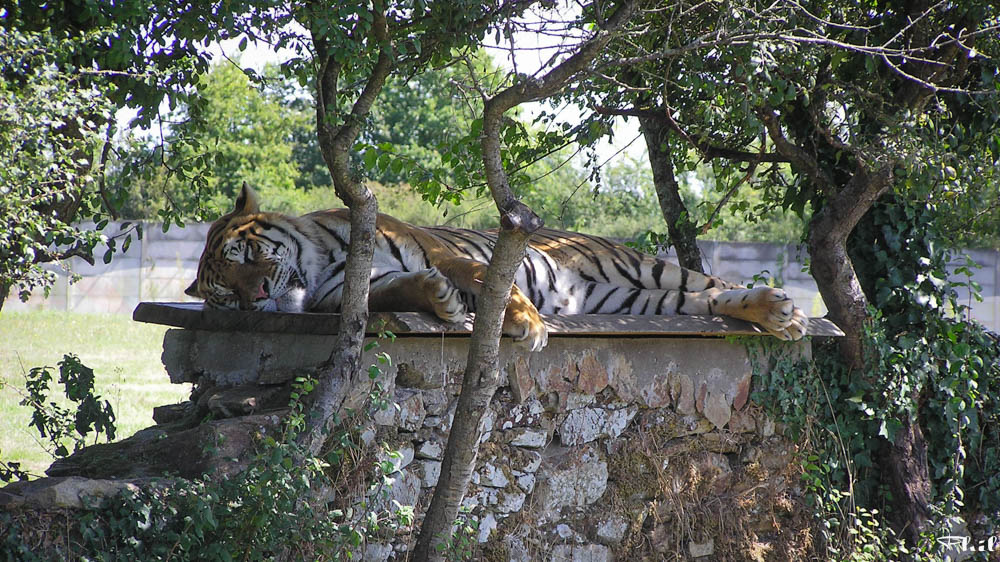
[185,184,808,351]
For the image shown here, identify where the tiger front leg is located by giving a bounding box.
[417,267,468,323]
[434,258,548,352]
[502,286,549,352]
[368,268,466,323]
[708,286,809,341]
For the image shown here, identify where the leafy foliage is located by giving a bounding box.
[115,63,316,220]
[2,351,415,560]
[21,354,117,460]
[751,200,1000,558]
[0,353,116,483]
[0,29,118,304]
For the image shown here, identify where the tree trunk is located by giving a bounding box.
[806,164,893,370]
[886,416,932,546]
[298,2,392,457]
[412,228,532,560]
[413,4,636,558]
[0,281,10,314]
[638,113,704,273]
[805,164,932,545]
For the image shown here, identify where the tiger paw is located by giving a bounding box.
[715,286,808,341]
[504,290,548,352]
[419,267,467,323]
[742,286,808,341]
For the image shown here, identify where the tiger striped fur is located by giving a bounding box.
[185,184,808,351]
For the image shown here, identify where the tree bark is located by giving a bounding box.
[0,282,10,314]
[805,164,893,370]
[886,416,932,545]
[767,104,934,543]
[807,167,935,547]
[413,2,636,558]
[638,113,704,273]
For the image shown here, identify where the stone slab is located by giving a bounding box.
[134,302,844,337]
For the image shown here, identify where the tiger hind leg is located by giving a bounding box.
[704,286,808,341]
[574,282,807,341]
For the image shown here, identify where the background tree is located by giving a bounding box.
[117,63,313,220]
[0,29,117,311]
[1,0,243,311]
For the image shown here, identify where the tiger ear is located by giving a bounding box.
[184,280,201,298]
[231,182,261,216]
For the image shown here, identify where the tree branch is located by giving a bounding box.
[597,105,789,163]
[759,107,837,196]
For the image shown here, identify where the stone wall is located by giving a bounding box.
[167,307,832,559]
[1,306,831,560]
[347,338,810,560]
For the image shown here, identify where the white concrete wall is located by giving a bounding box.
[8,222,999,331]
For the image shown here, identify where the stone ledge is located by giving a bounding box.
[133,301,844,337]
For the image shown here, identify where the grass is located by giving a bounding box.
[0,310,191,477]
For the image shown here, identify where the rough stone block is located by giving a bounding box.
[703,390,732,430]
[689,538,715,558]
[509,356,534,402]
[550,544,611,562]
[381,443,414,473]
[672,372,696,415]
[534,446,608,522]
[375,389,425,431]
[596,515,629,544]
[362,543,393,562]
[421,389,449,416]
[478,461,510,488]
[727,409,757,433]
[499,397,544,430]
[416,460,440,488]
[515,472,536,493]
[575,351,610,394]
[0,477,141,510]
[506,427,549,449]
[478,512,498,543]
[416,439,443,460]
[558,406,637,446]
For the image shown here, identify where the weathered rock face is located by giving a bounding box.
[3,319,817,560]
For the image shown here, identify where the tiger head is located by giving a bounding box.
[185,183,309,312]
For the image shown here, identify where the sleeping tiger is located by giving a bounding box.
[185,184,808,351]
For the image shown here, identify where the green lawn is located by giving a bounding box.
[0,310,191,477]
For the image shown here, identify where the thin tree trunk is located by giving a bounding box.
[413,3,636,558]
[412,228,531,560]
[298,2,393,456]
[0,281,10,314]
[638,113,704,273]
